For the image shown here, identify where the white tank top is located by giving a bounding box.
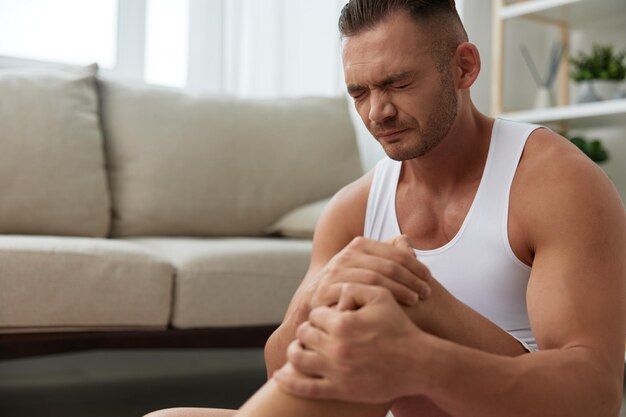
[364,118,541,350]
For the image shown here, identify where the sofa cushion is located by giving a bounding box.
[0,236,174,331]
[100,79,361,237]
[0,66,111,237]
[126,238,311,328]
[266,198,329,239]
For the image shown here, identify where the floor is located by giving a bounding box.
[0,349,268,417]
[0,349,624,417]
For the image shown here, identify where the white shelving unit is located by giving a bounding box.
[499,0,581,20]
[500,98,626,129]
[493,0,626,362]
[491,0,626,130]
[497,0,625,24]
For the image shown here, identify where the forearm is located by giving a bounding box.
[403,279,526,357]
[416,334,623,417]
[236,380,390,417]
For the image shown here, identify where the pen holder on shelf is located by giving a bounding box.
[534,86,554,108]
[520,42,564,109]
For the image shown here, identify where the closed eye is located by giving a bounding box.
[348,89,366,99]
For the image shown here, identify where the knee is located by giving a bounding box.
[143,407,235,417]
[142,408,190,417]
[143,409,170,417]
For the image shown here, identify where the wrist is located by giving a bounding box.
[404,331,446,396]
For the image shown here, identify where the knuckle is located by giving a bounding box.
[325,264,342,278]
[329,315,346,334]
[350,236,366,248]
[361,271,379,285]
[295,322,308,339]
[308,307,323,323]
[333,341,353,360]
[381,261,397,278]
[390,251,407,265]
[342,282,357,294]
[338,248,355,264]
[334,314,355,334]
[376,286,394,300]
[290,348,305,366]
[286,341,300,360]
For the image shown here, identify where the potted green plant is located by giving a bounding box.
[563,132,610,164]
[570,44,626,102]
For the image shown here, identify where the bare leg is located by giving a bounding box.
[235,379,389,417]
[144,408,236,417]
[145,278,526,417]
[143,382,389,417]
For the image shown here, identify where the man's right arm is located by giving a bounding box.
[264,173,372,376]
[265,169,433,377]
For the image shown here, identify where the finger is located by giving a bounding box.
[315,269,422,307]
[308,306,342,332]
[337,291,358,311]
[316,268,419,307]
[313,282,344,308]
[388,234,414,254]
[349,237,433,284]
[343,255,427,302]
[296,320,328,350]
[273,363,336,400]
[338,283,394,311]
[286,339,325,377]
[340,268,419,307]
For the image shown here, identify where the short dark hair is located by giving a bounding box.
[338,0,468,71]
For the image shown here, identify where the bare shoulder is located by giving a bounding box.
[513,127,625,249]
[310,169,374,264]
[516,128,626,359]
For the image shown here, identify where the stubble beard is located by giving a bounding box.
[376,71,458,161]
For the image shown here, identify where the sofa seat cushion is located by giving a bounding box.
[0,66,111,237]
[125,238,312,328]
[0,236,174,332]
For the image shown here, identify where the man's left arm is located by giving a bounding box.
[275,141,626,417]
[419,151,626,416]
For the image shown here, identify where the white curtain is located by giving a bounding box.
[182,0,465,98]
[185,0,347,98]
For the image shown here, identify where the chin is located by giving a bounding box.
[381,142,431,161]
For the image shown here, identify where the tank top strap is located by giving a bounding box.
[467,119,543,239]
[364,157,401,239]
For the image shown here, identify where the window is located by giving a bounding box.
[0,0,118,67]
[145,0,189,87]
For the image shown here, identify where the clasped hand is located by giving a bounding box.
[307,235,433,310]
[274,236,433,403]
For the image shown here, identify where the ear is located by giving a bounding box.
[453,42,481,89]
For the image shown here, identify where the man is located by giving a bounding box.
[266,0,625,415]
[148,1,625,416]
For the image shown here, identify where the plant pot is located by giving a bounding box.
[576,80,622,103]
[593,80,622,100]
[576,81,601,103]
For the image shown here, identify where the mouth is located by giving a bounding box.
[376,128,409,141]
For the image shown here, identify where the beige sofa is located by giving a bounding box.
[0,66,362,359]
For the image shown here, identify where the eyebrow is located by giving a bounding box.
[347,71,414,94]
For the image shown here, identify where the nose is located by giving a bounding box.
[368,91,396,123]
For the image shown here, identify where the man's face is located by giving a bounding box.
[342,11,458,161]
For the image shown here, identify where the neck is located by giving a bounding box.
[400,104,494,195]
